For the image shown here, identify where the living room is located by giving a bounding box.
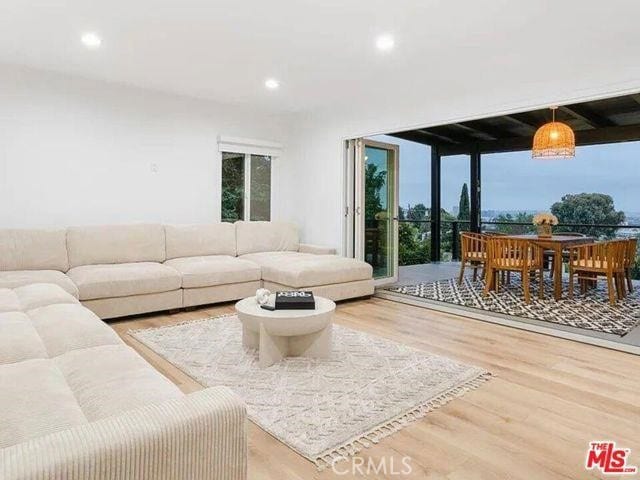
[2,1,640,479]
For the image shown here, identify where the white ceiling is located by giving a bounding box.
[2,0,640,114]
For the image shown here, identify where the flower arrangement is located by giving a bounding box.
[532,212,559,226]
[532,212,558,238]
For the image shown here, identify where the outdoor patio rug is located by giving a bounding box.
[129,315,491,470]
[386,276,640,336]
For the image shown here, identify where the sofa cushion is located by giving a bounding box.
[165,255,261,288]
[28,304,122,357]
[240,251,373,287]
[165,223,236,259]
[67,224,166,268]
[14,283,79,311]
[0,228,69,272]
[0,270,79,297]
[0,288,21,313]
[0,359,87,448]
[235,221,299,256]
[0,312,47,364]
[54,344,182,421]
[67,262,182,300]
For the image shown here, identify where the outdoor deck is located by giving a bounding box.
[379,263,640,352]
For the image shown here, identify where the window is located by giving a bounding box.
[221,152,272,222]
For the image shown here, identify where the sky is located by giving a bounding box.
[369,134,640,215]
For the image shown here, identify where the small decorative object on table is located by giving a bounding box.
[533,212,558,238]
[275,291,316,310]
[255,288,271,305]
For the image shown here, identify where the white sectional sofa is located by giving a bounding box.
[0,221,373,319]
[0,283,246,480]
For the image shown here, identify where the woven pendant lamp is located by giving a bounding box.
[532,107,575,158]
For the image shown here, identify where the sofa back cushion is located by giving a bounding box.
[164,223,236,259]
[0,228,69,272]
[67,224,165,267]
[235,221,299,256]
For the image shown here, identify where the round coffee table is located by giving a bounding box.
[235,295,335,368]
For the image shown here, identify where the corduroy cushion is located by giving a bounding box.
[67,263,182,300]
[164,255,261,288]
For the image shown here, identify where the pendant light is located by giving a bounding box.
[532,106,575,158]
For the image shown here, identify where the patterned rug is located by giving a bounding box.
[386,276,640,336]
[130,315,490,469]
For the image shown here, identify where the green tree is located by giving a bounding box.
[408,203,427,221]
[550,193,625,238]
[221,155,245,222]
[398,222,430,266]
[458,183,470,221]
[364,163,386,226]
[493,212,535,234]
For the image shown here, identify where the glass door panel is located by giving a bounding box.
[221,152,245,222]
[249,155,271,221]
[362,140,398,283]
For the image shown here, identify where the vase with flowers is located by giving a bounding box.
[532,212,558,238]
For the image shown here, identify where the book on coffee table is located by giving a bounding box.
[275,291,316,310]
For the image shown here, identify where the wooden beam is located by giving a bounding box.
[560,104,616,128]
[439,123,640,156]
[629,94,640,106]
[501,114,538,133]
[415,128,460,145]
[453,121,506,140]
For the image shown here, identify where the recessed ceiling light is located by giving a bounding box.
[81,32,102,49]
[375,34,395,52]
[264,78,280,90]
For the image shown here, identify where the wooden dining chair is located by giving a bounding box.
[546,232,587,280]
[484,237,544,304]
[568,240,627,305]
[458,232,487,284]
[624,238,638,293]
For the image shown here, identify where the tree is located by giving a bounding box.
[398,222,430,266]
[408,203,427,221]
[493,212,535,234]
[458,183,470,221]
[364,163,386,227]
[550,193,625,238]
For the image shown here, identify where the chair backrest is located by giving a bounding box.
[625,238,638,268]
[460,232,487,261]
[571,240,626,273]
[553,232,586,237]
[487,237,541,269]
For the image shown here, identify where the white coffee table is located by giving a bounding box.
[235,295,335,368]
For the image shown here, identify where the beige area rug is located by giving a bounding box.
[129,315,491,469]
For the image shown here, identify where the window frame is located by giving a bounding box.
[220,151,274,222]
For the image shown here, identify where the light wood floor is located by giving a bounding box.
[110,298,640,480]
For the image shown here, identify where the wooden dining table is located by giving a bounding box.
[502,234,594,300]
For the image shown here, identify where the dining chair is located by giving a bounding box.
[546,232,587,280]
[624,238,638,293]
[568,240,627,305]
[458,232,487,284]
[484,237,544,304]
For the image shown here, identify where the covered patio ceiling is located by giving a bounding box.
[389,93,640,156]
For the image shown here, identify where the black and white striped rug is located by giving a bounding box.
[386,276,640,336]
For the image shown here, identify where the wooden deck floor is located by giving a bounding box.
[110,297,640,479]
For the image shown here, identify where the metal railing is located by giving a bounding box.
[397,218,640,262]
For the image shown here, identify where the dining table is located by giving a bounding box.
[502,234,594,300]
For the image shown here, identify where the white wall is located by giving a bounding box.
[0,64,291,228]
[285,74,640,253]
